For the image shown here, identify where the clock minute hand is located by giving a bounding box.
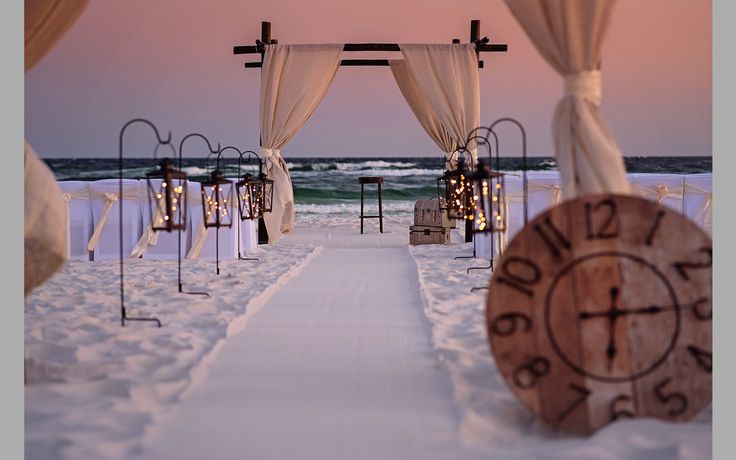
[579,305,665,319]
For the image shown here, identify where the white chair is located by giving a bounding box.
[238,218,259,257]
[136,178,191,260]
[88,179,143,261]
[683,173,712,236]
[57,181,94,260]
[526,171,562,220]
[629,173,685,214]
[499,174,526,250]
[186,181,239,260]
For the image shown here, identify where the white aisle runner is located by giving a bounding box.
[136,244,480,460]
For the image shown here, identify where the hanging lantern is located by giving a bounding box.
[235,151,274,221]
[236,172,274,220]
[145,158,188,232]
[200,169,234,228]
[443,158,475,221]
[469,159,505,234]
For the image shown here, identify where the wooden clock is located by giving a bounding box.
[486,193,712,435]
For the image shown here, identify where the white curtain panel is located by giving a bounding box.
[87,179,142,261]
[25,1,90,293]
[58,180,93,261]
[504,0,630,199]
[25,0,90,72]
[629,173,685,214]
[25,143,67,295]
[397,44,481,167]
[185,181,239,260]
[683,173,712,236]
[134,178,191,260]
[260,43,343,243]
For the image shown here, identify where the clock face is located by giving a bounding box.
[486,194,712,435]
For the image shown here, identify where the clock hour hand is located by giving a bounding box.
[606,287,619,372]
[579,305,664,319]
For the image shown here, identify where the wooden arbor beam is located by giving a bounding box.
[232,19,508,70]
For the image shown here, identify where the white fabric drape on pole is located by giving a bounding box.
[259,43,343,243]
[393,44,481,168]
[504,0,630,199]
[24,143,67,295]
[25,0,90,294]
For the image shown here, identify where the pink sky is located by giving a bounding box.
[24,0,711,158]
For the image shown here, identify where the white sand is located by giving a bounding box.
[25,217,711,460]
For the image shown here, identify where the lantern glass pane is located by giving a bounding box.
[237,181,255,220]
[262,179,274,214]
[201,182,234,228]
[471,171,505,234]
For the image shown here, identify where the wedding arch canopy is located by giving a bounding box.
[233,20,508,244]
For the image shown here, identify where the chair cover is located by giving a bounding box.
[629,173,685,214]
[683,173,712,236]
[57,181,93,260]
[87,179,142,261]
[186,181,239,260]
[526,171,563,220]
[135,178,191,260]
[239,219,258,257]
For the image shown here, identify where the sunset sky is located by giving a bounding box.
[24,0,712,158]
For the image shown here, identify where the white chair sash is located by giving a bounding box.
[129,205,163,258]
[684,182,713,233]
[86,187,140,252]
[62,188,90,258]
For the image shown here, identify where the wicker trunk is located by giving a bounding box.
[413,198,456,229]
[409,225,451,245]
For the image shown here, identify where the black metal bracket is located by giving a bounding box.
[118,118,169,328]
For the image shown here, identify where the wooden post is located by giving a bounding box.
[258,21,271,244]
[465,19,480,244]
[470,19,480,43]
[261,21,271,45]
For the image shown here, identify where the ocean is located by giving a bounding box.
[44,156,712,225]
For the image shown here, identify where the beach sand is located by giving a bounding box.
[24,218,711,459]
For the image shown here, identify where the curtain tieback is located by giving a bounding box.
[87,192,119,251]
[564,70,602,106]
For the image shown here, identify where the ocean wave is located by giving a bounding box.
[295,201,416,215]
[286,160,419,173]
[290,167,442,178]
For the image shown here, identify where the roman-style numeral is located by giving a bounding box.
[609,394,634,421]
[645,210,666,246]
[653,377,688,416]
[686,345,712,373]
[673,247,712,281]
[585,199,620,240]
[556,383,591,422]
[495,256,542,298]
[534,217,570,259]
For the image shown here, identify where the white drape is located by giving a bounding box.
[25,0,90,294]
[25,143,67,295]
[260,43,343,243]
[504,0,630,199]
[394,44,481,167]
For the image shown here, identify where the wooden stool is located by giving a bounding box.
[359,176,384,234]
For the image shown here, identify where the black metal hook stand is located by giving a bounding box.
[465,127,500,274]
[178,133,221,296]
[467,118,529,292]
[236,149,265,261]
[118,118,166,328]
